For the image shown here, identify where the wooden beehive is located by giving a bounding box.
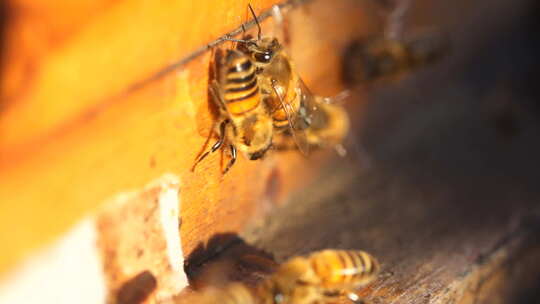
[2,0,540,303]
[0,0,383,302]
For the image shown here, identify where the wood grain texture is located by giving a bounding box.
[0,0,384,275]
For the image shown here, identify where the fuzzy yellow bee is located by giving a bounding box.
[195,49,274,174]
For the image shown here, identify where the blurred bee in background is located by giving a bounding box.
[226,5,351,156]
[194,49,273,174]
[255,249,380,304]
[269,92,350,157]
[342,31,449,86]
[295,95,350,156]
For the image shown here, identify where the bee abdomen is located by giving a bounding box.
[310,250,380,288]
[222,50,261,115]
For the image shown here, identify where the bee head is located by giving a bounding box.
[246,37,281,67]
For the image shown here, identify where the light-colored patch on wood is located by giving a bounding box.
[157,177,186,300]
[0,219,107,304]
[96,173,187,303]
[0,174,188,304]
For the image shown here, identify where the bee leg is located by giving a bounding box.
[223,144,237,174]
[194,120,228,166]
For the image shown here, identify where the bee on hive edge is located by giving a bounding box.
[256,249,380,304]
[225,4,351,156]
[173,249,379,304]
[194,48,274,174]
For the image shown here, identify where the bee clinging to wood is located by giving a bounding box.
[225,5,351,156]
[194,48,274,174]
[255,249,380,304]
[174,249,380,304]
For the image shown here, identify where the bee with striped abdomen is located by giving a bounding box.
[228,5,353,156]
[195,49,273,174]
[225,5,320,155]
[173,249,379,304]
[256,249,380,304]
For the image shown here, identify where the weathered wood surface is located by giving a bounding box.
[184,1,540,302]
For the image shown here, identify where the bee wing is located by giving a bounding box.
[209,81,224,108]
[295,78,327,129]
[270,80,311,156]
[322,89,350,105]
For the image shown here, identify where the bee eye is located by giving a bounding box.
[255,51,273,63]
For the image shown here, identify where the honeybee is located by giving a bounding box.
[256,249,380,304]
[342,31,449,85]
[226,5,329,155]
[268,92,350,155]
[175,249,379,304]
[194,49,274,174]
[297,97,350,154]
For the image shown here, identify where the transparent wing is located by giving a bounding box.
[320,89,350,105]
[294,78,331,132]
[270,80,311,156]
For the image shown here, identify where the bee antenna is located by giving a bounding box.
[248,4,262,41]
[241,24,247,39]
[222,37,251,44]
